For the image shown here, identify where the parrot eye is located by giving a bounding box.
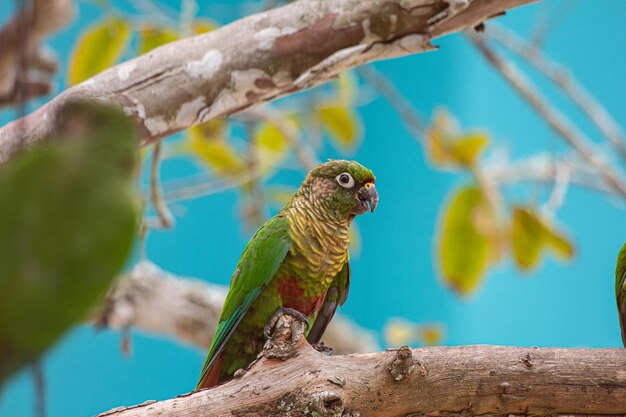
[336,172,355,188]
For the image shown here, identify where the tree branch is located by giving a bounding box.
[93,261,378,354]
[0,0,74,106]
[0,0,538,163]
[95,313,626,417]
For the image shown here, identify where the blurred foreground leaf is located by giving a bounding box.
[512,207,575,271]
[68,17,131,85]
[0,102,139,384]
[438,186,493,295]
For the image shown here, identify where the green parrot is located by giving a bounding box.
[197,160,378,388]
[0,102,138,383]
[615,243,626,347]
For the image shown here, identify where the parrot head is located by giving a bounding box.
[301,159,378,218]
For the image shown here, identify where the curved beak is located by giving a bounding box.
[359,182,379,213]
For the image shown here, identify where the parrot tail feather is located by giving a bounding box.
[197,353,224,389]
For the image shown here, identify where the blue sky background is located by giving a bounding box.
[1,1,625,416]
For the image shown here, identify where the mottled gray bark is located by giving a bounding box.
[0,0,538,163]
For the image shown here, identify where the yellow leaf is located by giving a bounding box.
[426,109,489,168]
[317,105,361,149]
[255,121,293,168]
[194,19,219,34]
[545,229,575,260]
[139,25,178,54]
[384,318,414,347]
[337,71,357,105]
[68,17,131,85]
[450,134,489,167]
[418,324,445,346]
[187,119,245,175]
[438,186,492,295]
[384,318,446,347]
[512,207,575,271]
[512,208,544,271]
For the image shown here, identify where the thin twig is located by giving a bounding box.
[483,152,612,195]
[485,24,626,162]
[357,66,425,141]
[467,32,626,199]
[544,157,571,215]
[241,120,266,228]
[529,0,578,48]
[130,0,178,27]
[163,168,264,204]
[32,361,45,417]
[149,142,174,228]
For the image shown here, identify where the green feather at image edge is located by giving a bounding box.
[615,243,626,347]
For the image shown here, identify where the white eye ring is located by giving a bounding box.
[335,172,355,188]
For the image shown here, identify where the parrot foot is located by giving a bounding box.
[263,308,309,360]
[263,307,309,340]
[311,342,334,355]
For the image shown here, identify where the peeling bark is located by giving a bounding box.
[0,0,538,163]
[93,261,379,354]
[95,317,626,417]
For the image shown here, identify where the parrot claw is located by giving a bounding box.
[264,307,309,340]
[311,342,334,355]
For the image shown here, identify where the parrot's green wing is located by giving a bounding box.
[307,260,350,344]
[615,243,626,347]
[198,214,292,386]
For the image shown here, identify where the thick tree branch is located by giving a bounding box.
[96,312,626,417]
[0,0,538,163]
[0,0,74,106]
[93,261,378,354]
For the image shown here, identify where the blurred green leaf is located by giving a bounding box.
[68,17,131,85]
[316,105,361,149]
[438,185,492,295]
[139,25,179,54]
[0,102,138,383]
[512,207,574,272]
[188,119,246,176]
